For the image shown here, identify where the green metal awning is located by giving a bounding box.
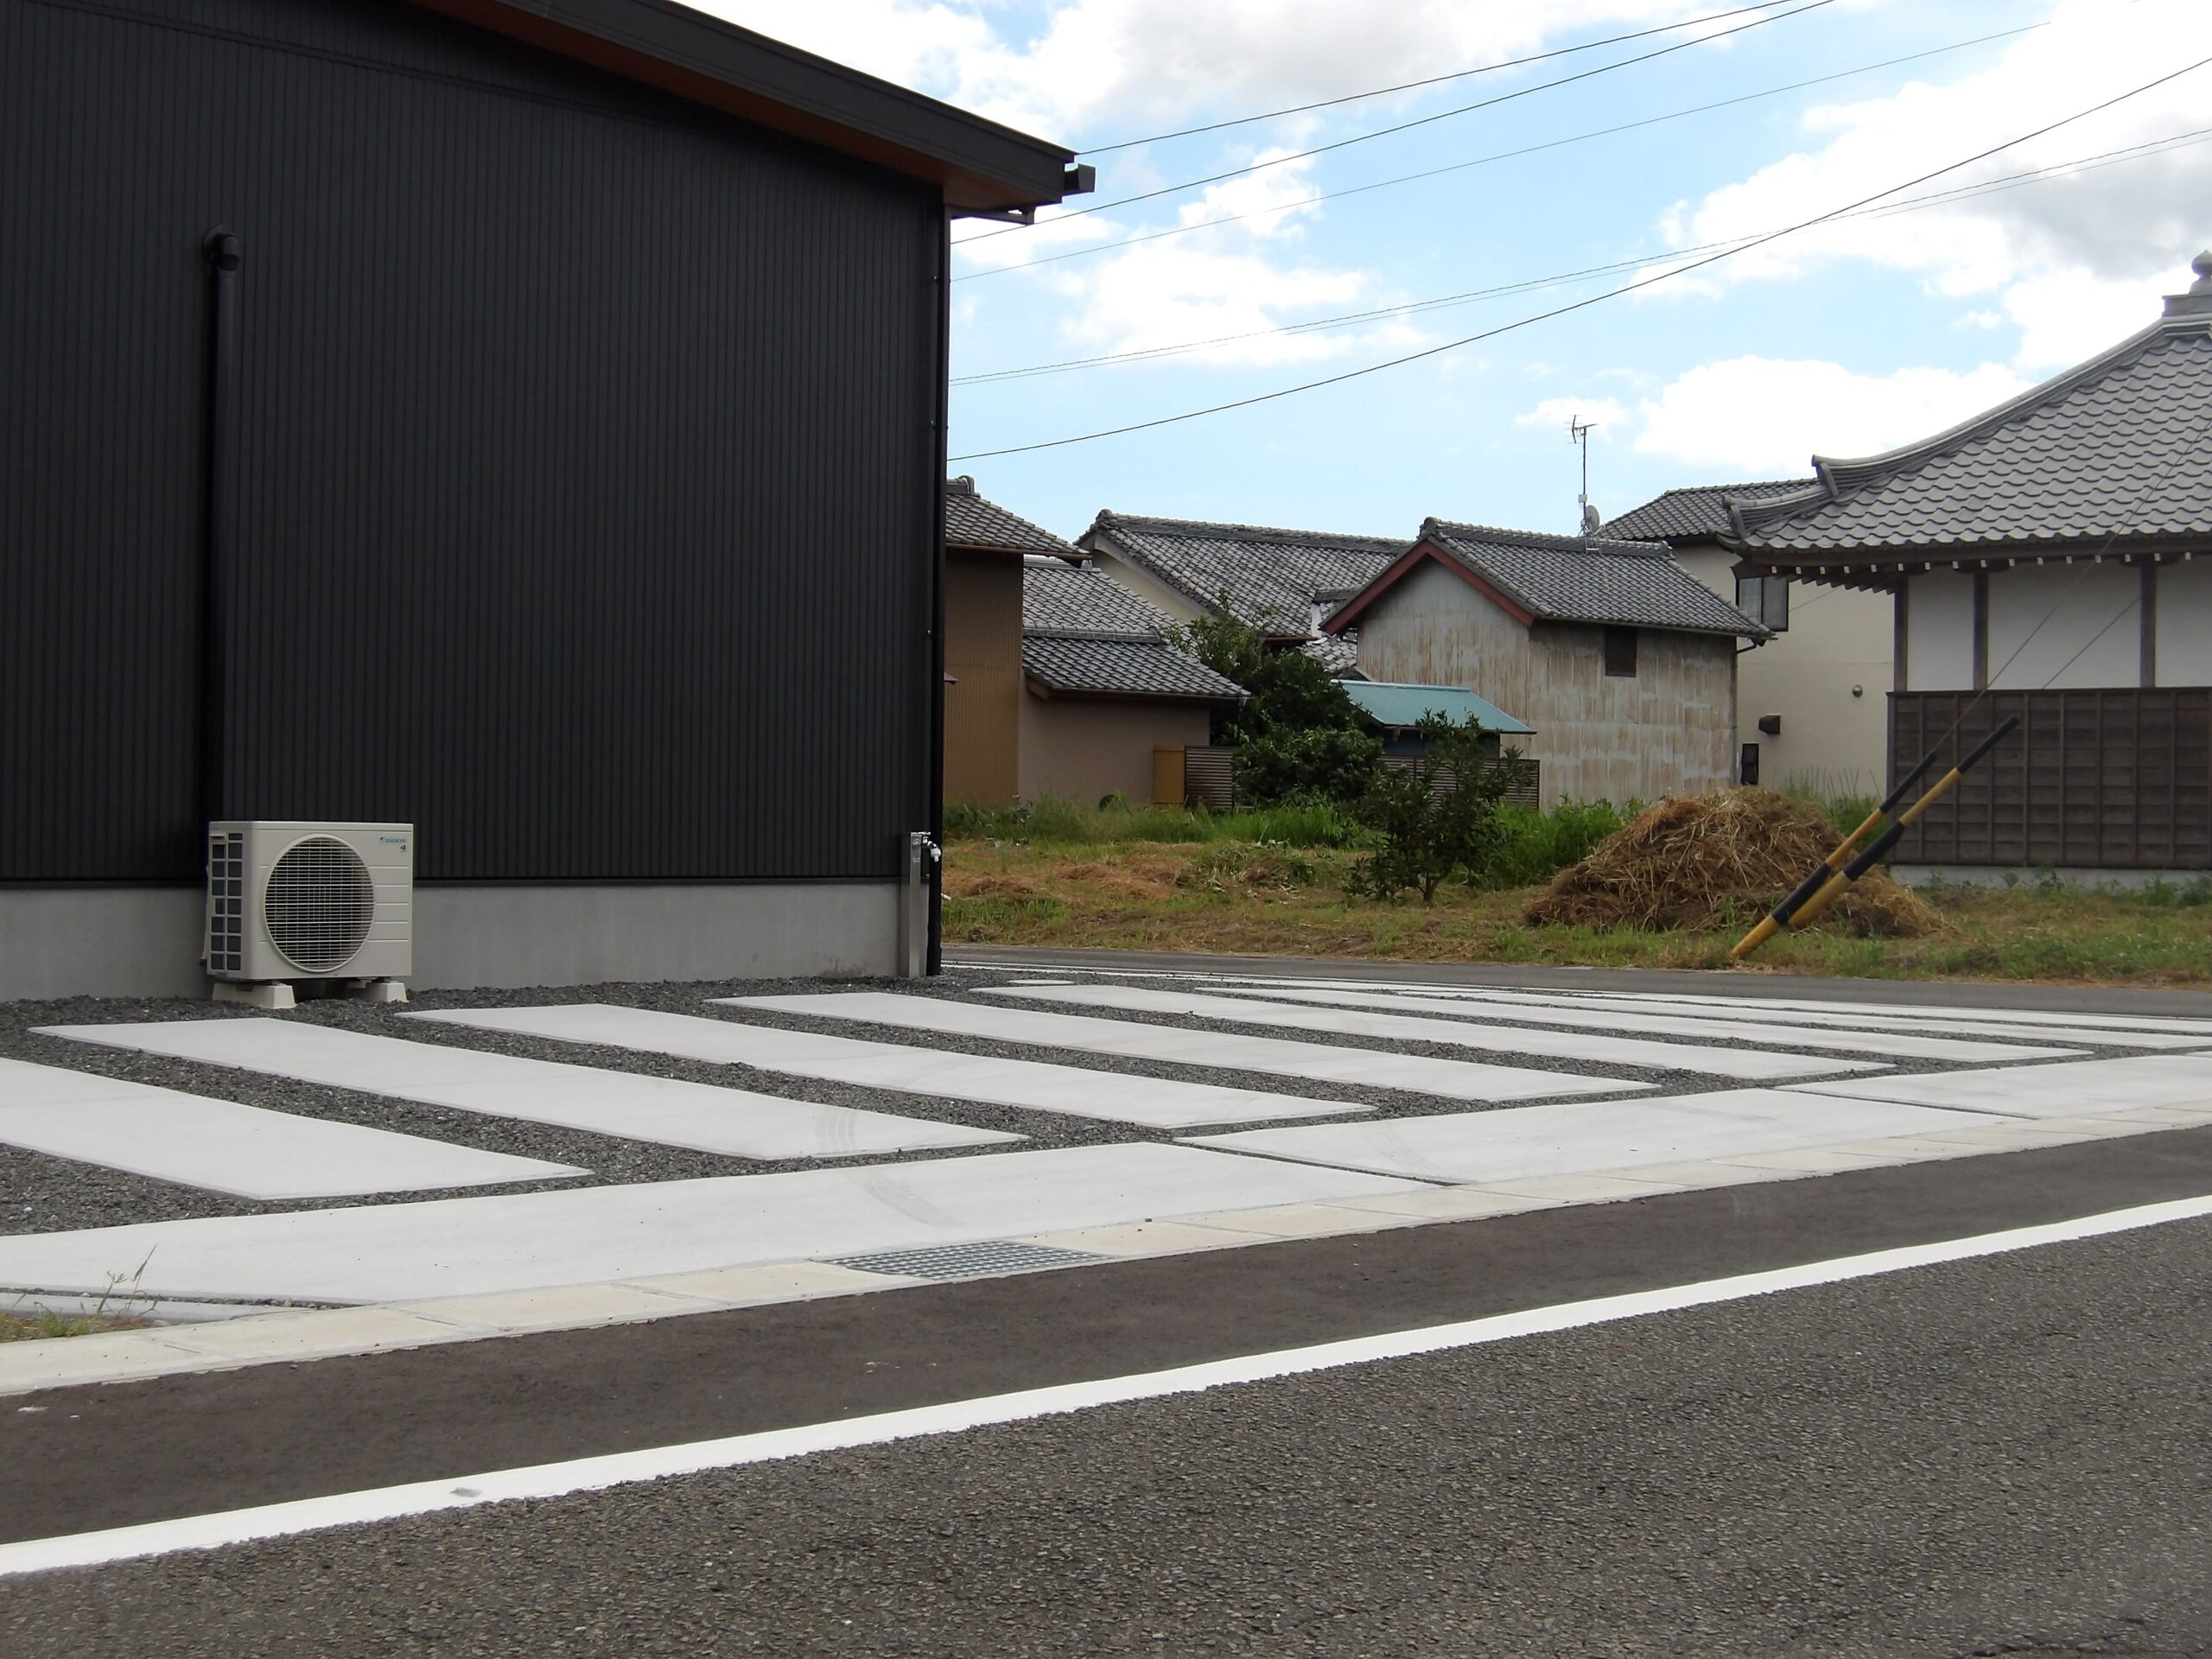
[1341,680,1533,734]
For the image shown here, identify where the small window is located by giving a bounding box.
[1736,574,1790,632]
[1603,626,1637,677]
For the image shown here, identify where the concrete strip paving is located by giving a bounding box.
[1788,1054,2212,1117]
[1130,982,2084,1063]
[719,992,1645,1103]
[0,1143,1424,1305]
[1183,1090,2015,1184]
[409,1005,1368,1128]
[983,983,1885,1080]
[1533,988,2212,1036]
[1300,983,2212,1049]
[36,1020,1013,1160]
[0,1058,584,1200]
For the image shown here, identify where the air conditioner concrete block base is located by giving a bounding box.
[351,980,409,1004]
[211,981,296,1010]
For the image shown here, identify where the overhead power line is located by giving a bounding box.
[950,0,1835,248]
[1076,0,1803,155]
[950,127,2212,385]
[947,54,2212,462]
[954,21,2047,284]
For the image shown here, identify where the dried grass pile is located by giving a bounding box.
[1522,787,1942,937]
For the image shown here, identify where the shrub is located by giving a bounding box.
[1232,726,1385,805]
[1349,715,1510,904]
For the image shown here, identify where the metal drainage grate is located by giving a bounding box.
[830,1240,1106,1281]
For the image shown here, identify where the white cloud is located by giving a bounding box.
[1630,356,2031,472]
[690,0,1773,144]
[1518,395,1629,435]
[1661,0,2212,365]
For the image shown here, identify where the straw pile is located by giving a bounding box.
[1522,788,1942,936]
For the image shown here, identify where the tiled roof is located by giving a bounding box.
[1382,520,1764,638]
[1731,292,2212,558]
[945,476,1077,556]
[1022,635,1248,701]
[1022,558,1172,638]
[1083,510,1408,635]
[1602,480,1815,543]
[1300,632,1361,677]
[1020,560,1245,702]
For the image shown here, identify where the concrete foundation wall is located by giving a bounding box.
[0,882,898,1002]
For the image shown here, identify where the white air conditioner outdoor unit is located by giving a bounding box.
[205,821,413,985]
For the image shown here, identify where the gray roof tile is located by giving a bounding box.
[1731,306,2212,558]
[1602,480,1815,543]
[1021,560,1245,701]
[946,476,1077,556]
[1084,511,1407,634]
[1402,520,1764,638]
[1022,636,1247,701]
[1022,559,1173,637]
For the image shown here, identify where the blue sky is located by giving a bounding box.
[700,0,2210,544]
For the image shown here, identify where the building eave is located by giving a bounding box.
[409,0,1076,210]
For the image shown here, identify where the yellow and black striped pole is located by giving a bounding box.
[1730,715,2019,961]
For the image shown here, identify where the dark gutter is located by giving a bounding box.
[410,0,1076,209]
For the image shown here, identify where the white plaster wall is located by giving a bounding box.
[1988,562,2141,689]
[2156,556,2212,685]
[1904,570,1974,691]
[1676,548,1891,794]
[1082,545,1206,626]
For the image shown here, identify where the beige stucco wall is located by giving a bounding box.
[1079,542,1208,626]
[1019,694,1211,806]
[944,550,1023,806]
[1351,559,1736,804]
[1676,548,1892,797]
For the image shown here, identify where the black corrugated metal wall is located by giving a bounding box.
[2,0,939,883]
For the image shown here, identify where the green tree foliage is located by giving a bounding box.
[1170,609,1382,804]
[1351,714,1512,904]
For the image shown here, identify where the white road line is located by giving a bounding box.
[1788,1055,2212,1117]
[718,992,1646,1103]
[984,984,1885,1082]
[36,1020,1011,1160]
[0,1144,1423,1305]
[1125,984,2082,1065]
[410,1005,1368,1129]
[6,1192,2207,1580]
[0,1058,582,1199]
[1182,1090,2014,1183]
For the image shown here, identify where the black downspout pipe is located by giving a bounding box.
[925,206,950,975]
[200,227,241,830]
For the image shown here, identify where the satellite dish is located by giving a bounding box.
[1581,502,1603,536]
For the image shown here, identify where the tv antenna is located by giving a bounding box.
[1568,415,1599,535]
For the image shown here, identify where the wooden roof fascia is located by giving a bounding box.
[1322,541,1537,634]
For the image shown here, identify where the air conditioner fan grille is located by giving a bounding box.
[264,836,376,973]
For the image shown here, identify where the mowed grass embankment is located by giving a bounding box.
[944,836,2212,987]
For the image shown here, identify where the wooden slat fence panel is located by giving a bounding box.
[1888,689,2211,868]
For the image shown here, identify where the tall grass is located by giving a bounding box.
[1483,800,1632,887]
[944,796,1373,849]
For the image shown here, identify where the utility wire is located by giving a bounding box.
[950,0,1834,247]
[950,128,2212,385]
[1076,0,1802,155]
[948,54,2212,462]
[957,21,2044,283]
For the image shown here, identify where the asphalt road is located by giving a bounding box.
[3,1203,2209,1657]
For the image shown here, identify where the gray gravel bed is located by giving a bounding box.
[5,1211,2205,1656]
[0,968,2156,1239]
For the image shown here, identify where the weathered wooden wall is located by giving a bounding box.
[1352,562,1737,804]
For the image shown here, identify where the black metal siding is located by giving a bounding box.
[3,0,940,883]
